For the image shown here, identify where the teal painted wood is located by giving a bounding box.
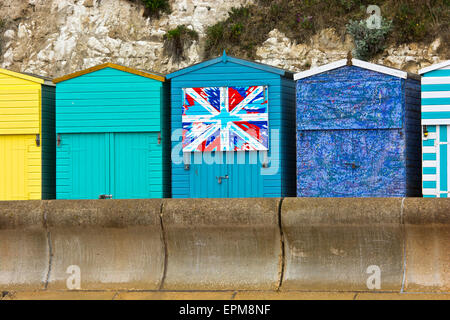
[55,66,169,199]
[56,133,109,199]
[168,53,296,198]
[57,132,163,199]
[41,84,56,199]
[55,68,164,133]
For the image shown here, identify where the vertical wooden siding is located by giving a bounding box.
[41,85,56,199]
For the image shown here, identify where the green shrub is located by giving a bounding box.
[164,25,198,60]
[347,17,393,60]
[141,0,170,17]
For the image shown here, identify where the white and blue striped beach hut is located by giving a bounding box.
[420,60,450,198]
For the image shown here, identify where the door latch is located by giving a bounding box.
[157,132,161,145]
[57,134,61,147]
[35,134,40,147]
[216,175,229,184]
[99,194,113,199]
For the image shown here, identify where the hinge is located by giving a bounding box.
[57,134,61,146]
[158,132,161,144]
[35,134,40,147]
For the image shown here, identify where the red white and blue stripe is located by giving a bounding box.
[182,86,269,152]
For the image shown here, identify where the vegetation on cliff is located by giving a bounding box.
[203,0,449,60]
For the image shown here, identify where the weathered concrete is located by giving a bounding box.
[403,198,450,292]
[0,198,449,293]
[281,198,404,291]
[161,198,282,291]
[0,201,48,290]
[44,200,164,290]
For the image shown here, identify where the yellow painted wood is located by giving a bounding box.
[0,134,41,200]
[0,68,44,200]
[0,70,41,135]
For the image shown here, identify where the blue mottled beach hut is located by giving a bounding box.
[295,58,421,197]
[166,52,296,198]
[420,60,450,198]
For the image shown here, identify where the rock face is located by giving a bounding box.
[0,0,447,77]
[0,0,254,76]
[255,29,445,74]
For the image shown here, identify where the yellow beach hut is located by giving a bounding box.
[0,68,55,200]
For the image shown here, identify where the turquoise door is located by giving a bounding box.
[57,132,158,199]
[58,133,110,199]
[188,151,263,198]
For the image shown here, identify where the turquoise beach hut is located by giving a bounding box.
[53,63,170,199]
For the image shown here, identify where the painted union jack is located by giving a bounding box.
[182,86,269,152]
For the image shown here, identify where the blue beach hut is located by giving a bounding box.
[166,52,296,198]
[294,58,422,197]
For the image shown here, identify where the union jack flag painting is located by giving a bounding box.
[182,86,269,152]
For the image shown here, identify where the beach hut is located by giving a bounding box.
[420,60,450,198]
[53,63,170,199]
[294,58,421,197]
[166,51,296,198]
[0,68,55,200]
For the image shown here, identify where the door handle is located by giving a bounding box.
[216,175,229,184]
[99,194,113,199]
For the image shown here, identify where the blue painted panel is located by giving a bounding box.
[297,129,406,197]
[170,59,295,198]
[296,66,404,130]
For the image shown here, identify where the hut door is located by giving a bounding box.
[112,132,152,199]
[423,125,450,197]
[0,135,33,200]
[189,152,229,198]
[59,133,110,200]
[297,130,354,197]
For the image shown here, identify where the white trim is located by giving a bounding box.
[422,91,450,98]
[294,60,347,80]
[423,146,437,154]
[294,58,409,80]
[351,59,408,79]
[422,189,437,195]
[423,160,437,168]
[422,119,450,125]
[422,77,450,85]
[421,105,450,112]
[423,174,437,181]
[419,60,450,75]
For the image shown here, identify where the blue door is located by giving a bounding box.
[188,151,263,198]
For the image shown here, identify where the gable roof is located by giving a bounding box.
[0,67,50,85]
[166,51,294,79]
[419,60,450,75]
[294,58,420,81]
[53,63,165,84]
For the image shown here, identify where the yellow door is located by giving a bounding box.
[0,135,41,200]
